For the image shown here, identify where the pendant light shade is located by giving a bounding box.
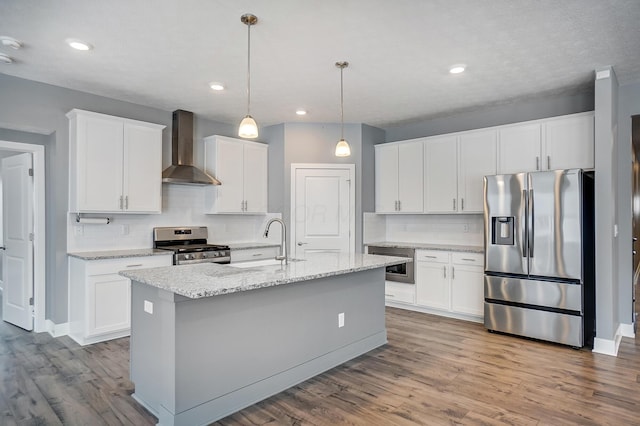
[239,115,258,138]
[335,61,351,157]
[239,14,259,139]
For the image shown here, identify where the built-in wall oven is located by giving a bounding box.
[367,246,415,284]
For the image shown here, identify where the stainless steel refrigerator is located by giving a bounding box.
[483,169,594,348]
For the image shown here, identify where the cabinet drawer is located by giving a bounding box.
[415,250,449,263]
[231,247,280,263]
[451,252,483,266]
[85,255,172,276]
[385,281,415,304]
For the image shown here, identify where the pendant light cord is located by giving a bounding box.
[246,22,251,116]
[340,65,344,140]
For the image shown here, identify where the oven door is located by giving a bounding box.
[367,246,415,284]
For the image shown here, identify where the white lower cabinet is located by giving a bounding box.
[69,254,172,345]
[412,250,484,321]
[230,246,280,263]
[384,280,416,304]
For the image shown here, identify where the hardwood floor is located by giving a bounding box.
[1,302,639,425]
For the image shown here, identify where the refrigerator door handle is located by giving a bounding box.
[522,189,528,258]
[529,189,534,258]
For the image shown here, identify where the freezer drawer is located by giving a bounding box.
[484,275,582,312]
[484,302,583,347]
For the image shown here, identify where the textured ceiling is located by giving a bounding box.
[1,0,639,128]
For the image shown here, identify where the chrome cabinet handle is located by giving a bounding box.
[126,264,143,268]
[423,255,437,259]
[453,198,456,211]
[119,195,123,210]
[452,266,455,279]
[398,200,401,211]
[461,198,464,211]
[536,156,540,171]
[125,196,129,210]
[443,265,447,278]
[547,156,551,170]
[461,258,476,262]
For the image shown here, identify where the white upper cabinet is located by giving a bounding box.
[375,140,424,213]
[424,130,496,214]
[457,130,497,213]
[424,135,457,213]
[498,123,542,174]
[544,113,594,170]
[498,112,594,174]
[68,109,165,214]
[203,135,268,214]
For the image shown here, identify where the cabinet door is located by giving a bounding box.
[424,135,458,213]
[397,141,424,212]
[544,114,594,170]
[450,264,484,317]
[123,123,163,213]
[498,123,542,174]
[458,130,497,213]
[76,115,124,212]
[416,261,450,310]
[86,274,131,337]
[243,142,268,213]
[375,144,399,213]
[211,138,245,213]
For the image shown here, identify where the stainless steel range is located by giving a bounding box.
[153,226,230,265]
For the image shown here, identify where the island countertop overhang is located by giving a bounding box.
[119,252,411,299]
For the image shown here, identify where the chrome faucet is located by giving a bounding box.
[263,218,288,264]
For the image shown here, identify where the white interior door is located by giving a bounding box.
[2,153,34,331]
[292,164,355,258]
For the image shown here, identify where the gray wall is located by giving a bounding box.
[361,124,385,214]
[384,91,594,141]
[616,81,640,325]
[0,74,236,324]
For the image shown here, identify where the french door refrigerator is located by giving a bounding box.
[483,169,595,347]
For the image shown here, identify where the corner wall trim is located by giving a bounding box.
[592,323,628,356]
[46,320,69,338]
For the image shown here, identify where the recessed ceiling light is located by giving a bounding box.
[449,64,466,74]
[66,38,93,51]
[295,109,307,116]
[0,53,14,64]
[209,82,225,91]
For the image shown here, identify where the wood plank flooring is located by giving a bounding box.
[1,303,639,425]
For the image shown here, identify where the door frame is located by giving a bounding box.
[290,163,356,256]
[0,140,45,332]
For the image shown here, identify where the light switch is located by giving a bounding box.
[144,300,153,314]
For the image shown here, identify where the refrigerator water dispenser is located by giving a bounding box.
[491,216,514,245]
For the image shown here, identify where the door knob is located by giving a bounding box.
[634,237,638,242]
[297,242,308,246]
[634,250,637,255]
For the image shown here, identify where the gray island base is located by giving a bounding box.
[122,253,408,426]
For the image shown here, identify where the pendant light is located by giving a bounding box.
[239,13,259,139]
[335,61,351,157]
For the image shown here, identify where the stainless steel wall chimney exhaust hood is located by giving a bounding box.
[162,110,221,185]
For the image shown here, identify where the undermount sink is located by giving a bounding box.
[229,258,304,269]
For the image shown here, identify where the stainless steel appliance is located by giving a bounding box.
[153,226,231,265]
[483,169,595,347]
[367,246,415,284]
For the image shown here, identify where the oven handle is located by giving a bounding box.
[175,258,231,265]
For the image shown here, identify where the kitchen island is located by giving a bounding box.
[120,252,408,426]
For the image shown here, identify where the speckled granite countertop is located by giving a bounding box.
[68,248,173,260]
[226,242,280,250]
[365,242,483,253]
[120,252,410,299]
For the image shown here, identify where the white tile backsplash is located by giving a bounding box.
[364,213,483,246]
[67,185,281,252]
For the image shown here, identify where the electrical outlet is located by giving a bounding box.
[74,225,84,237]
[121,224,130,235]
[338,312,345,328]
[144,300,153,314]
[463,224,469,233]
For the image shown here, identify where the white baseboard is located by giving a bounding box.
[46,319,69,337]
[592,323,630,356]
[619,322,635,338]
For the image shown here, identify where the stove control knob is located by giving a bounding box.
[184,254,191,260]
